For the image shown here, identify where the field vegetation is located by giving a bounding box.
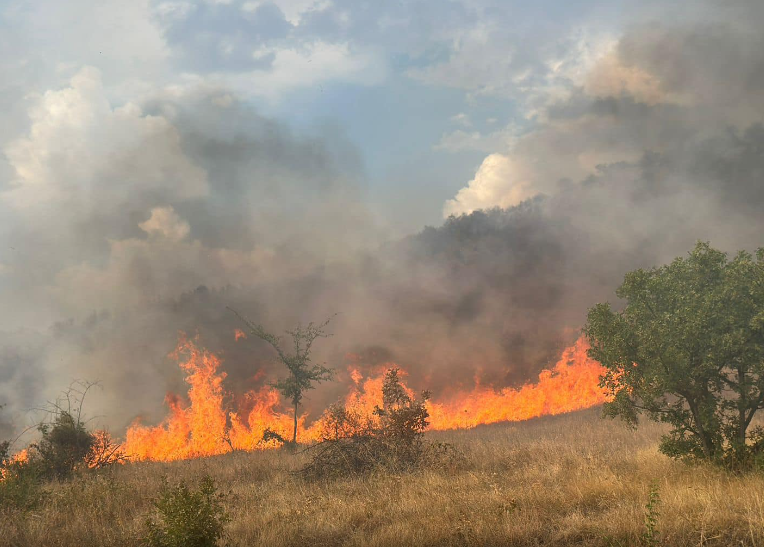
[3,408,764,546]
[4,243,764,546]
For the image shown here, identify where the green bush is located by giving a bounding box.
[31,411,94,480]
[0,459,45,511]
[0,440,9,463]
[145,475,230,547]
[642,483,661,547]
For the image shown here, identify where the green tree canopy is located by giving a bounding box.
[584,242,764,467]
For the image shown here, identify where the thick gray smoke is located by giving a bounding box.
[2,1,764,439]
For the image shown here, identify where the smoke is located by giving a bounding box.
[2,1,764,438]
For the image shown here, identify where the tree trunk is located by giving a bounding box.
[293,401,298,445]
[737,366,748,450]
[686,395,715,459]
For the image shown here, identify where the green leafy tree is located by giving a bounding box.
[584,242,764,466]
[229,308,335,444]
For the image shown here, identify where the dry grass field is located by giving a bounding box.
[3,408,764,547]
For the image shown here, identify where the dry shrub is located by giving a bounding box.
[300,368,462,480]
[85,430,128,469]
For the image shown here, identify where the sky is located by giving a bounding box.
[0,0,637,233]
[1,0,748,231]
[2,0,764,436]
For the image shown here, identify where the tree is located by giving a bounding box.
[584,242,764,467]
[229,308,335,444]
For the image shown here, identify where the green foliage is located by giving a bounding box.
[31,411,94,480]
[642,483,661,547]
[0,459,45,511]
[374,368,431,462]
[229,308,335,444]
[145,475,230,547]
[585,242,764,467]
[300,368,455,480]
[0,439,9,464]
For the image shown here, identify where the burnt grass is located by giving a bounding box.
[3,408,764,546]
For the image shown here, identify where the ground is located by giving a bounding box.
[3,408,764,546]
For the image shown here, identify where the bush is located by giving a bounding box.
[31,411,94,480]
[13,381,127,481]
[301,368,460,480]
[145,474,230,547]
[85,430,128,469]
[0,457,44,511]
[642,483,661,547]
[0,440,9,463]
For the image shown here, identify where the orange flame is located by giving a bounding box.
[1,448,29,481]
[427,338,606,429]
[234,329,247,341]
[123,335,606,461]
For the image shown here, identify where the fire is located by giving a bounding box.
[123,334,606,461]
[1,448,29,481]
[427,338,606,429]
[124,334,308,460]
[334,338,605,431]
[234,329,247,341]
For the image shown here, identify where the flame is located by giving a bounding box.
[349,367,363,385]
[234,329,247,341]
[124,335,228,460]
[1,448,29,481]
[123,335,606,461]
[427,338,606,429]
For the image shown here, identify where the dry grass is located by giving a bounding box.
[3,408,764,546]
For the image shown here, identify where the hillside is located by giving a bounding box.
[4,409,763,546]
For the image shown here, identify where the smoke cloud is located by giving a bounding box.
[2,0,764,440]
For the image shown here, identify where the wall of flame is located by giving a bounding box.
[123,335,606,462]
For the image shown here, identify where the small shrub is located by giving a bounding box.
[85,430,128,469]
[145,474,230,547]
[0,458,44,511]
[315,402,373,442]
[0,440,9,463]
[301,368,460,480]
[642,482,661,547]
[31,411,94,480]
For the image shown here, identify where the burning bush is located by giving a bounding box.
[1,382,127,489]
[300,368,461,481]
[85,430,128,469]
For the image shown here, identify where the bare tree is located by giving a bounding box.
[228,308,335,444]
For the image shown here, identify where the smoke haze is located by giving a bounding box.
[1,0,764,439]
